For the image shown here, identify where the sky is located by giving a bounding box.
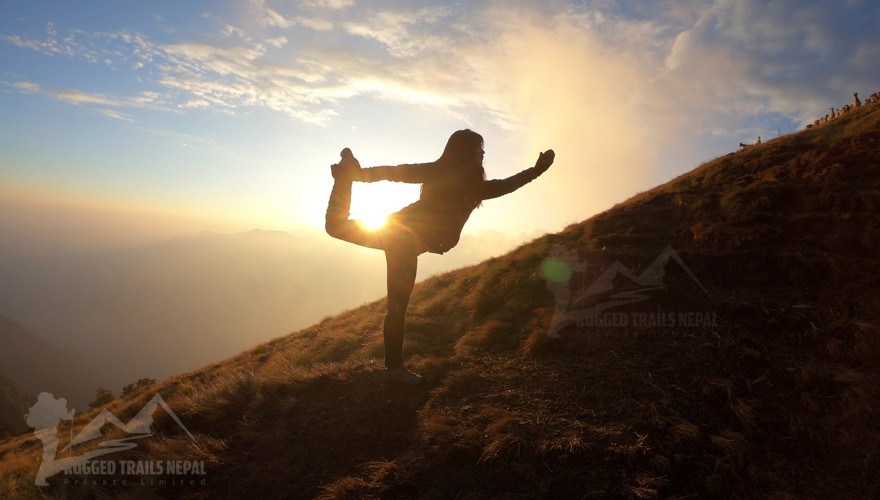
[2,0,879,250]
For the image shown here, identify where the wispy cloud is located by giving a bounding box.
[54,89,120,106]
[12,81,42,93]
[96,109,134,122]
[2,79,165,119]
[303,0,354,9]
[251,0,334,31]
[341,6,453,57]
[2,33,74,56]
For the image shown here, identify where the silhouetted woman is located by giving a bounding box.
[325,129,554,384]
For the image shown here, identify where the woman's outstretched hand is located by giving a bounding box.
[536,149,555,171]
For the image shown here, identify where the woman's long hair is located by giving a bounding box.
[421,129,487,206]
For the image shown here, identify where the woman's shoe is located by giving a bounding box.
[384,367,423,385]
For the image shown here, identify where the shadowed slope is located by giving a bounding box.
[0,375,33,439]
[2,103,879,499]
[0,313,105,410]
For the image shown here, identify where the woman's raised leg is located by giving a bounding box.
[324,161,384,249]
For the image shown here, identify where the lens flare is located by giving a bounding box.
[349,181,419,232]
[358,214,388,231]
[541,258,573,283]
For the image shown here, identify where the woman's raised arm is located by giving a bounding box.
[479,150,554,200]
[354,163,436,183]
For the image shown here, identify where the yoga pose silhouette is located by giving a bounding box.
[325,129,554,385]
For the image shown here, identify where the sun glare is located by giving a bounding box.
[359,213,388,231]
[349,182,419,232]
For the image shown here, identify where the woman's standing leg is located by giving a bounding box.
[383,247,418,370]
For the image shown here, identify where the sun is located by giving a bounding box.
[349,181,419,232]
[358,212,388,231]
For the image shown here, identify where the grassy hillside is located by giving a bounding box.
[0,313,104,410]
[0,374,33,440]
[1,103,879,499]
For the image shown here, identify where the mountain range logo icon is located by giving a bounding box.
[25,392,196,486]
[543,245,710,336]
[572,245,709,308]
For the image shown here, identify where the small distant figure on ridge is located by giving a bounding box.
[325,130,555,385]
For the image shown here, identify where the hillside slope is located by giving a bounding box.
[0,374,33,439]
[0,313,104,410]
[1,103,879,499]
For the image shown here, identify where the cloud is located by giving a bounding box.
[342,7,452,57]
[154,39,348,122]
[50,89,162,109]
[658,0,880,123]
[96,109,133,122]
[303,0,354,9]
[162,43,265,75]
[54,89,119,106]
[1,79,165,120]
[265,36,288,48]
[250,0,334,31]
[454,5,659,217]
[1,33,74,56]
[12,81,41,93]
